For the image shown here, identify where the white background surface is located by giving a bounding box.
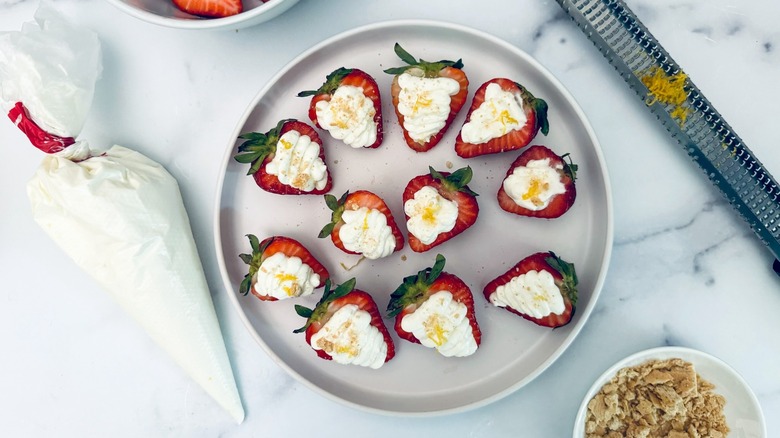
[1,0,779,436]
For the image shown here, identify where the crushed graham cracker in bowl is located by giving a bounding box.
[574,347,766,438]
[584,357,729,438]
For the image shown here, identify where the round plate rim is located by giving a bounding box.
[214,18,614,416]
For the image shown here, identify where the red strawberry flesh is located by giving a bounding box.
[172,0,242,18]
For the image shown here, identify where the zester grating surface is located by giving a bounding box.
[555,0,780,264]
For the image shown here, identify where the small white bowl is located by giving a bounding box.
[573,346,766,438]
[105,0,299,30]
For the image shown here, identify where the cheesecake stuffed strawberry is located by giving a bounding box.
[455,78,549,158]
[387,254,481,357]
[298,67,383,149]
[234,119,332,195]
[483,251,578,328]
[294,278,395,369]
[403,166,479,252]
[498,145,577,219]
[383,43,469,152]
[238,235,329,301]
[319,190,404,259]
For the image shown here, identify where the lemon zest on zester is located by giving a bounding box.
[640,66,691,126]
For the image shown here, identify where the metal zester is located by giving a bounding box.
[555,0,780,272]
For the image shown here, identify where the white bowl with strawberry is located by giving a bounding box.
[105,0,299,30]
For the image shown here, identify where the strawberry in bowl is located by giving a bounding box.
[497,145,577,219]
[172,0,243,18]
[402,166,479,252]
[298,67,383,149]
[318,190,404,260]
[455,78,549,158]
[383,43,469,152]
[238,234,329,301]
[294,278,395,369]
[386,254,481,357]
[234,119,333,195]
[483,251,578,328]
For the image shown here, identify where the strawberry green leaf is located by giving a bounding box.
[324,193,339,211]
[545,252,578,308]
[238,132,267,142]
[429,166,479,197]
[518,84,549,136]
[248,234,261,252]
[387,254,447,317]
[294,278,358,333]
[561,153,578,181]
[238,235,274,296]
[293,305,313,333]
[295,305,313,319]
[535,97,550,136]
[239,276,253,296]
[394,43,418,66]
[384,43,464,77]
[233,153,258,164]
[319,191,349,239]
[235,119,292,176]
[298,67,354,97]
[318,222,336,239]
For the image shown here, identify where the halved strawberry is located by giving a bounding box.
[297,67,383,149]
[402,166,479,252]
[383,43,469,152]
[386,254,481,357]
[234,119,333,195]
[171,0,242,18]
[454,78,549,158]
[238,235,329,301]
[294,278,395,368]
[483,252,578,328]
[318,190,404,259]
[497,145,577,219]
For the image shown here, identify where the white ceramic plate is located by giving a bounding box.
[215,20,613,415]
[573,346,766,437]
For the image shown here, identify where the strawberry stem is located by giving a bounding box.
[545,252,578,308]
[560,153,578,181]
[293,278,357,333]
[383,43,464,77]
[318,191,350,238]
[235,119,290,175]
[387,254,446,317]
[297,67,354,97]
[238,234,274,296]
[429,166,479,197]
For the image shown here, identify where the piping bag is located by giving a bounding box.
[0,6,244,422]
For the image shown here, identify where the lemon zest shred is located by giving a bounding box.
[640,66,691,126]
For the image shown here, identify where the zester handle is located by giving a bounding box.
[555,0,780,272]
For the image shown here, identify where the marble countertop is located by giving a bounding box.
[1,0,778,436]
